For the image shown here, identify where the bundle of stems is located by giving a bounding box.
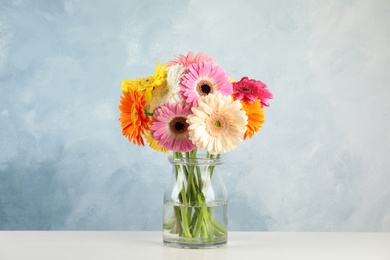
[163,150,227,242]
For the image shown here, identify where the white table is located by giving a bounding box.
[0,231,389,260]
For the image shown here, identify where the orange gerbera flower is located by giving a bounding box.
[241,99,265,139]
[119,88,151,146]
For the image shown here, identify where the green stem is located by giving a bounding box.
[173,206,183,236]
[179,206,191,238]
[210,216,227,234]
[192,208,204,237]
[208,153,221,178]
[196,166,203,190]
[173,152,192,238]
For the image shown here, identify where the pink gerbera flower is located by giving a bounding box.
[167,51,218,67]
[180,62,233,106]
[232,77,273,107]
[150,101,196,152]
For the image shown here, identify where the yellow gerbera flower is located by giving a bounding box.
[146,64,184,114]
[120,78,138,93]
[241,99,265,139]
[120,62,168,103]
[145,130,168,153]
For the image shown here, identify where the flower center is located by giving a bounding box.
[140,76,154,86]
[201,84,211,93]
[160,86,170,97]
[196,79,215,96]
[206,113,228,137]
[130,107,139,122]
[239,86,252,93]
[169,116,189,135]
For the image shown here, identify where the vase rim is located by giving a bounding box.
[168,156,223,166]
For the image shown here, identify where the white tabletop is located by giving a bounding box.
[0,231,389,260]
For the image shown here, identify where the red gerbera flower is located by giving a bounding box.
[232,77,273,107]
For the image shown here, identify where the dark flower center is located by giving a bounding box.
[201,84,211,94]
[239,86,252,93]
[169,116,189,134]
[175,121,185,131]
[196,80,215,96]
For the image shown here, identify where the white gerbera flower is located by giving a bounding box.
[187,93,248,154]
[146,64,184,113]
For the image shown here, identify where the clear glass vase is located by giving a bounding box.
[163,154,228,249]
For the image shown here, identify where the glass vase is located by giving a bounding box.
[163,154,228,249]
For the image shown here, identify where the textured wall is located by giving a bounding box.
[0,0,389,231]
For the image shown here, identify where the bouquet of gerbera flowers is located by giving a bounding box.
[118,52,272,246]
[119,52,272,154]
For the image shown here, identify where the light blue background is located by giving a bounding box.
[1,0,389,231]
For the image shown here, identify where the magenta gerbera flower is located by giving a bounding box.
[232,77,273,107]
[150,101,196,152]
[180,62,233,106]
[167,51,218,67]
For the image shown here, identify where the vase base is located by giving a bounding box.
[163,229,227,249]
[163,239,227,249]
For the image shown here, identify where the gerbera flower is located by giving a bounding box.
[167,51,218,68]
[145,64,184,114]
[180,62,232,106]
[145,130,168,153]
[187,93,248,155]
[241,99,265,139]
[150,101,196,152]
[232,77,273,107]
[119,89,151,146]
[120,78,138,93]
[121,62,167,102]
